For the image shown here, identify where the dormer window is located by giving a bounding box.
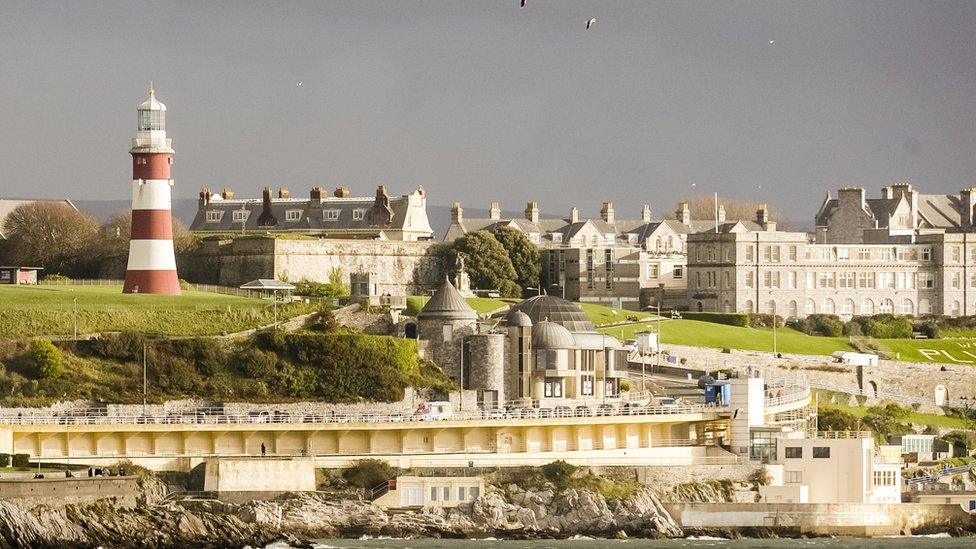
[352,209,366,220]
[551,233,562,244]
[627,234,638,245]
[323,209,340,221]
[285,209,302,222]
[232,210,249,223]
[205,210,223,223]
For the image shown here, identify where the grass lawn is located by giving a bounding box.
[0,284,316,338]
[821,401,971,430]
[869,337,976,366]
[576,302,652,326]
[405,295,509,317]
[598,318,855,356]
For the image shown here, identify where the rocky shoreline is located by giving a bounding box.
[0,477,685,548]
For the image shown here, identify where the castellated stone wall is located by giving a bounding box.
[191,237,447,295]
[466,333,507,405]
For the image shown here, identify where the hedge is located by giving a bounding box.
[678,312,749,327]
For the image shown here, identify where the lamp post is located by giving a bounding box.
[143,342,148,416]
[459,337,465,412]
[72,296,77,340]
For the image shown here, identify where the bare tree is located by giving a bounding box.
[88,211,196,278]
[663,195,800,229]
[1,202,98,276]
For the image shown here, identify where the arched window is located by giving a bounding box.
[723,300,731,313]
[843,298,855,316]
[744,300,754,314]
[901,298,914,315]
[767,300,776,315]
[881,298,894,314]
[824,298,836,315]
[919,298,931,315]
[862,298,875,315]
[697,301,704,312]
[788,300,798,318]
[805,299,816,315]
[667,236,674,250]
[952,301,961,316]
[655,236,662,250]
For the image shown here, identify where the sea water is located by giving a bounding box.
[266,535,976,549]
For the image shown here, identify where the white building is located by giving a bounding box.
[761,431,902,504]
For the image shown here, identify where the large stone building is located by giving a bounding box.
[445,200,757,310]
[190,185,434,241]
[687,183,976,318]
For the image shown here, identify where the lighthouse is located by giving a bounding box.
[123,87,180,295]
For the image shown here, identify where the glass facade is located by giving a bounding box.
[138,109,165,131]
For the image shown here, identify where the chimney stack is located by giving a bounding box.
[601,202,615,224]
[278,186,289,199]
[717,204,726,223]
[756,204,775,231]
[334,186,350,198]
[677,202,691,225]
[489,201,501,220]
[310,186,325,204]
[525,201,539,223]
[569,207,579,223]
[962,189,976,228]
[641,204,652,222]
[451,202,463,223]
[221,187,234,200]
[198,187,212,209]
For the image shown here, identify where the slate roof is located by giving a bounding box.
[815,189,966,230]
[190,194,420,235]
[418,278,477,321]
[508,295,595,333]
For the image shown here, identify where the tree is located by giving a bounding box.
[87,211,196,279]
[1,202,98,276]
[862,402,912,441]
[29,339,65,380]
[449,231,519,296]
[492,227,540,289]
[817,406,862,432]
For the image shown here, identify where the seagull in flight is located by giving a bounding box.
[586,17,596,30]
[768,40,775,45]
[520,0,526,7]
[296,82,303,86]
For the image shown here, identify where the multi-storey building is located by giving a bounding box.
[687,184,976,318]
[190,185,434,241]
[445,200,756,310]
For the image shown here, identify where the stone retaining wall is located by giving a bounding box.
[0,477,139,509]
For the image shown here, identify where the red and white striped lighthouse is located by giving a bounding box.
[123,87,180,295]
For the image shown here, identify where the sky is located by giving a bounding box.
[1,0,975,224]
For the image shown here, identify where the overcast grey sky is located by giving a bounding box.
[2,1,975,222]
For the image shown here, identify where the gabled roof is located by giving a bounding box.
[240,279,295,290]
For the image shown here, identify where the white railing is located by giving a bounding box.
[0,402,727,427]
[765,385,812,408]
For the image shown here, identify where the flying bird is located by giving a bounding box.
[520,0,526,7]
[768,40,775,45]
[586,17,596,29]
[296,82,303,86]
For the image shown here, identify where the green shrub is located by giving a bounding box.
[747,467,772,490]
[619,379,631,392]
[747,314,783,328]
[0,453,9,467]
[540,460,579,486]
[235,347,278,378]
[678,312,749,327]
[29,339,64,380]
[915,322,940,339]
[12,454,29,468]
[849,315,912,339]
[793,314,843,337]
[87,332,148,361]
[842,321,863,337]
[342,459,395,489]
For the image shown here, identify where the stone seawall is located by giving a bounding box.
[665,501,975,536]
[0,477,139,509]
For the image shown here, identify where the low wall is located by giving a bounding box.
[0,477,139,509]
[203,457,316,493]
[665,501,974,536]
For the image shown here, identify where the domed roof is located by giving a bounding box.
[509,295,595,333]
[531,320,576,349]
[417,278,477,321]
[139,88,166,111]
[506,309,533,327]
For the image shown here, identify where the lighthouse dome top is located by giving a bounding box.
[139,88,167,111]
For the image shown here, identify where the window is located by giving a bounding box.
[902,298,914,315]
[952,272,962,290]
[919,273,935,288]
[953,247,961,262]
[920,298,931,315]
[763,246,771,262]
[813,447,831,459]
[788,245,797,261]
[544,378,563,398]
[772,246,781,262]
[552,233,562,244]
[469,487,480,500]
[205,210,223,223]
[581,375,594,396]
[443,487,450,501]
[824,298,836,314]
[744,300,754,314]
[805,299,816,315]
[745,271,754,288]
[787,271,797,289]
[806,272,815,289]
[862,298,875,315]
[818,271,834,289]
[857,272,874,289]
[838,272,854,289]
[458,487,466,501]
[323,209,340,221]
[232,210,249,223]
[285,209,302,222]
[788,300,798,318]
[843,299,855,316]
[921,248,931,261]
[647,264,658,279]
[673,266,683,279]
[745,246,754,261]
[442,325,453,342]
[430,487,438,501]
[785,471,803,484]
[837,247,849,260]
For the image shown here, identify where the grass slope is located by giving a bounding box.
[870,338,976,366]
[576,303,652,326]
[599,318,855,356]
[0,285,315,338]
[821,402,970,430]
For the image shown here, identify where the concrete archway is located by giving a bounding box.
[867,380,879,399]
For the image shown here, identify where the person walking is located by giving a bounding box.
[260,443,266,456]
